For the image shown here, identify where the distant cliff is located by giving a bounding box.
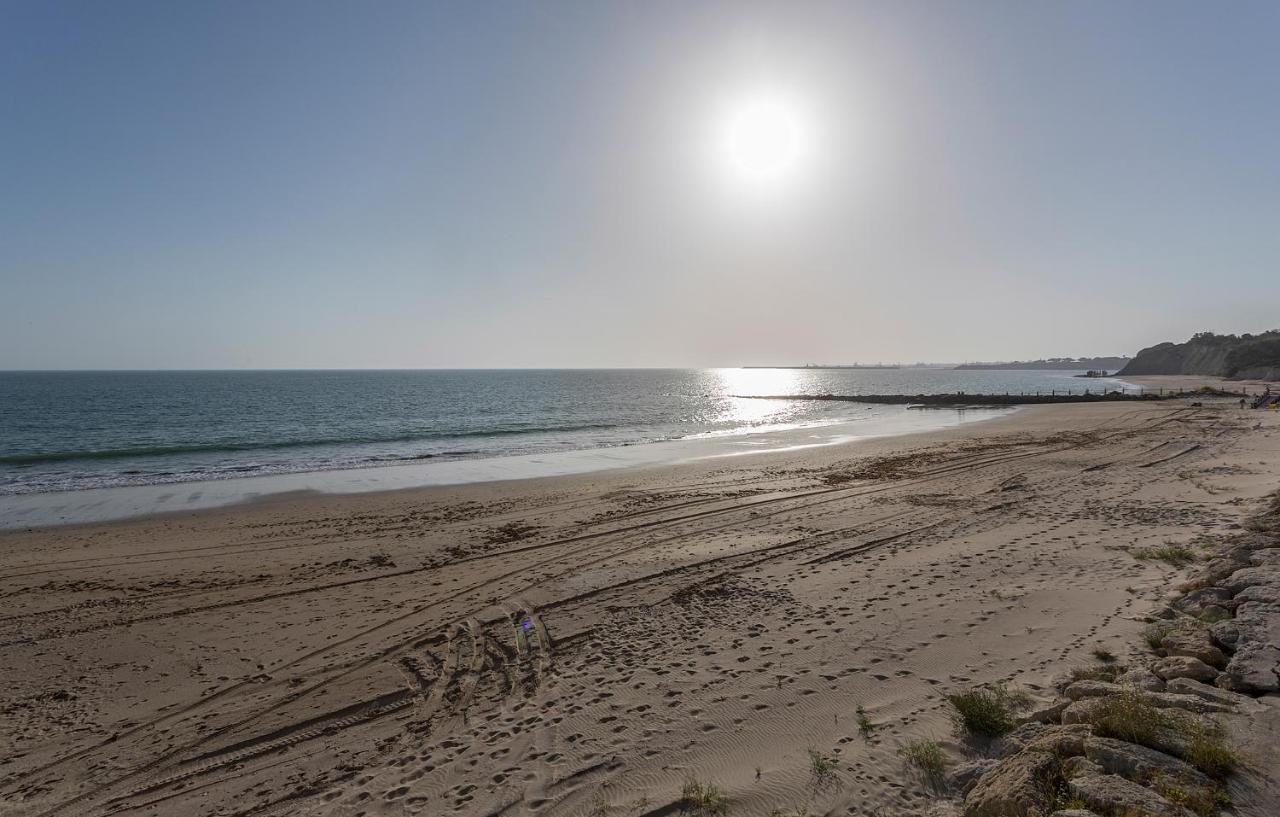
[1120,331,1280,380]
[955,357,1129,371]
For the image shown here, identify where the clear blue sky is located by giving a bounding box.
[3,1,1278,368]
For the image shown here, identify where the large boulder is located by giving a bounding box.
[1160,625,1228,669]
[1082,736,1213,790]
[1164,677,1254,707]
[1116,667,1165,692]
[992,723,1089,759]
[1151,655,1219,684]
[1063,698,1201,759]
[1209,618,1241,652]
[1249,547,1280,565]
[1218,642,1280,693]
[1222,566,1280,595]
[1216,599,1280,693]
[1023,697,1072,723]
[1067,773,1195,817]
[1173,586,1233,616]
[1064,680,1122,701]
[947,758,997,796]
[963,750,1061,817]
[1061,698,1108,725]
[1061,755,1103,778]
[1063,689,1230,719]
[1235,582,1280,605]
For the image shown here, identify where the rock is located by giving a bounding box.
[1067,773,1195,817]
[1116,667,1165,692]
[1060,698,1201,759]
[1143,691,1235,713]
[1218,642,1280,693]
[1061,755,1103,778]
[1222,566,1280,595]
[1064,680,1122,700]
[1188,557,1249,587]
[1236,582,1280,605]
[1023,724,1090,757]
[1160,625,1228,669]
[1249,547,1280,565]
[1165,677,1254,707]
[963,750,1062,817]
[1201,603,1231,620]
[1083,736,1213,789]
[991,722,1048,758]
[1173,586,1233,615]
[1151,655,1219,684]
[992,722,1088,758]
[947,759,997,796]
[1024,697,1072,723]
[1061,698,1107,725]
[1063,690,1229,720]
[1215,600,1280,693]
[1209,619,1241,652]
[1049,811,1102,817]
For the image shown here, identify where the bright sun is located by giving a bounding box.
[723,96,804,183]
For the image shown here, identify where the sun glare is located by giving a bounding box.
[721,94,806,183]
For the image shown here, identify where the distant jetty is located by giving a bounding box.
[733,388,1245,407]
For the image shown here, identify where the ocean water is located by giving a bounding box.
[0,368,1130,496]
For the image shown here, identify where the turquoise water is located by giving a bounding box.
[0,368,1129,495]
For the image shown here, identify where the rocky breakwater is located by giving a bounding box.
[936,493,1280,817]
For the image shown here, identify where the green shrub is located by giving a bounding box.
[901,738,946,779]
[947,685,1026,737]
[806,746,838,785]
[1069,664,1126,683]
[1143,622,1173,651]
[855,705,875,737]
[1132,544,1197,567]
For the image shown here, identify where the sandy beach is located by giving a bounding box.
[3,394,1279,817]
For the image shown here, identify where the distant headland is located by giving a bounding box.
[1120,330,1280,380]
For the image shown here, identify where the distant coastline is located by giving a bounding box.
[742,364,900,370]
[954,356,1130,371]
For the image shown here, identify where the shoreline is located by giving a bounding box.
[0,405,1014,530]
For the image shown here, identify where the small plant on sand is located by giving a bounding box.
[1068,663,1126,684]
[947,684,1027,737]
[855,705,875,737]
[679,779,729,816]
[1132,544,1197,567]
[1091,648,1117,663]
[806,746,839,787]
[901,738,947,780]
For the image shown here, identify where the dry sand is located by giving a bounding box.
[3,397,1279,817]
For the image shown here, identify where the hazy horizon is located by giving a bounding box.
[4,1,1279,369]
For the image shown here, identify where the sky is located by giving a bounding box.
[2,1,1279,369]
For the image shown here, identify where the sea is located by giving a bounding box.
[0,368,1133,499]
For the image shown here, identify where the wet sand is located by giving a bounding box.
[3,397,1279,817]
